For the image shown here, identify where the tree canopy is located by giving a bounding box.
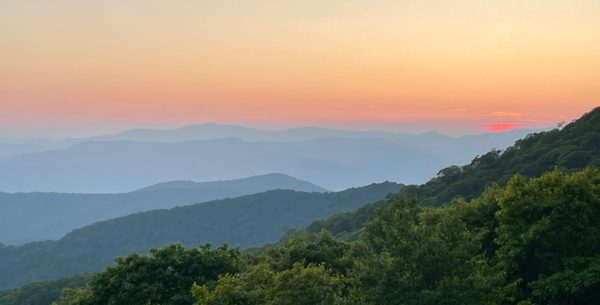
[39,168,600,305]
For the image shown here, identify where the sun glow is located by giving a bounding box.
[1,0,599,136]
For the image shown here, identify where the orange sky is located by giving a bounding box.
[1,0,599,136]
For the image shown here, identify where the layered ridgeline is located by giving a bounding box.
[0,138,80,159]
[3,169,598,305]
[0,173,326,245]
[0,125,535,163]
[305,107,600,237]
[90,123,535,143]
[1,108,598,303]
[0,182,402,290]
[0,128,534,193]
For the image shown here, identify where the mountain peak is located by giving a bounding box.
[132,173,327,193]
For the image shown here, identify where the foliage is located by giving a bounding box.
[0,275,89,305]
[44,169,599,305]
[300,199,390,240]
[0,182,401,290]
[194,263,343,305]
[82,244,242,305]
[350,196,504,305]
[266,230,353,275]
[495,169,600,305]
[51,287,91,305]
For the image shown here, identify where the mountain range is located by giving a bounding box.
[0,182,402,290]
[0,126,536,193]
[0,107,597,295]
[0,173,325,245]
[88,124,537,143]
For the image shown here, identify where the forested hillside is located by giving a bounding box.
[305,107,600,237]
[6,169,597,305]
[415,107,600,205]
[0,173,325,245]
[0,182,401,290]
[0,275,90,305]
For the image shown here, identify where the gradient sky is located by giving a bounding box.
[1,0,599,137]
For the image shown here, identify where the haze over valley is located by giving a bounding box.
[0,124,536,193]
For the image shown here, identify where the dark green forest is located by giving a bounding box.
[0,276,90,305]
[0,183,402,290]
[1,107,599,305]
[6,169,597,305]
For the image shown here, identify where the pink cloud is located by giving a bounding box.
[485,122,525,132]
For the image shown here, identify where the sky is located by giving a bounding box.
[1,0,599,137]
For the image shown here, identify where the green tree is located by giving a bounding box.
[353,196,502,305]
[0,274,90,305]
[194,262,343,305]
[268,230,353,275]
[192,264,274,305]
[495,169,600,305]
[86,244,242,305]
[52,287,91,305]
[271,263,343,305]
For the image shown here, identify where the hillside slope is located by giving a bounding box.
[0,182,402,290]
[0,174,325,245]
[414,106,600,205]
[306,106,600,237]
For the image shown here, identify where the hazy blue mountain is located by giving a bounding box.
[88,123,408,142]
[0,129,536,193]
[90,123,539,143]
[0,174,325,245]
[0,138,79,158]
[0,182,402,290]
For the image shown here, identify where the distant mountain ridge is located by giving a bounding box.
[89,123,540,143]
[0,138,79,158]
[0,128,536,193]
[0,173,325,245]
[133,173,326,193]
[0,182,402,290]
[0,124,540,159]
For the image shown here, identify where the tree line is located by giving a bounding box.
[47,168,600,305]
